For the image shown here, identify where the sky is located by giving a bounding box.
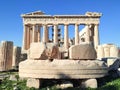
[0,0,120,47]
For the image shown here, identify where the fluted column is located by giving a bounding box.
[75,24,79,45]
[85,24,90,43]
[54,24,58,44]
[22,24,27,50]
[64,24,69,49]
[30,27,32,44]
[26,26,30,49]
[0,41,13,71]
[94,24,99,48]
[37,25,41,42]
[32,24,36,42]
[43,24,48,42]
[46,27,49,42]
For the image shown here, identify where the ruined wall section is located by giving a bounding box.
[0,41,22,71]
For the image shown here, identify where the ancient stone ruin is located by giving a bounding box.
[19,11,109,88]
[0,41,13,71]
[0,41,21,71]
[21,11,101,53]
[0,10,119,89]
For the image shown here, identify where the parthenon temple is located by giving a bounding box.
[21,11,101,53]
[19,11,120,89]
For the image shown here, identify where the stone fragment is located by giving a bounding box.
[27,78,41,89]
[29,42,59,60]
[81,79,97,88]
[69,44,96,60]
[117,68,120,77]
[56,81,73,89]
[102,57,120,71]
[20,53,27,61]
[59,47,68,59]
[9,75,17,81]
[29,42,47,60]
[45,43,59,59]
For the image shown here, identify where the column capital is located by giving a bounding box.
[24,24,31,27]
[53,23,58,25]
[32,24,37,26]
[35,24,41,27]
[42,24,48,26]
[75,23,79,26]
[85,24,91,26]
[64,24,69,26]
[94,24,99,26]
[53,24,58,26]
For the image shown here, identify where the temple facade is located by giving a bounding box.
[21,11,102,53]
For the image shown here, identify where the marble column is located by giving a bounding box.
[94,24,99,48]
[32,24,36,42]
[22,24,27,50]
[46,27,49,42]
[37,25,41,42]
[30,27,33,44]
[64,24,69,49]
[0,41,13,71]
[43,24,48,42]
[75,24,79,45]
[26,26,30,49]
[86,24,90,44]
[54,24,58,44]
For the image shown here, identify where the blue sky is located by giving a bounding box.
[0,0,120,47]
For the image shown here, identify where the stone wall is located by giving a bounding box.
[97,44,120,59]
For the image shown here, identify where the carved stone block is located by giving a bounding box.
[69,44,96,60]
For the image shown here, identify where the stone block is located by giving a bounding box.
[102,58,120,71]
[29,42,59,60]
[29,42,47,60]
[56,81,73,89]
[45,43,59,59]
[81,79,97,88]
[69,44,96,60]
[59,47,68,59]
[27,78,41,88]
[19,60,108,79]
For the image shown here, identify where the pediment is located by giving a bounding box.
[24,11,45,15]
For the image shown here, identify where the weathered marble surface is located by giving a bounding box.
[19,60,108,79]
[69,44,97,60]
